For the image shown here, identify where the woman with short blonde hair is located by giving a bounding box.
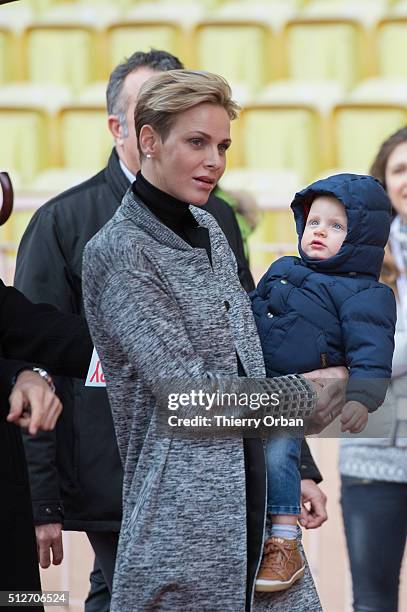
[83,69,329,611]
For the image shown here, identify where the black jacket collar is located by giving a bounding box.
[104,149,131,203]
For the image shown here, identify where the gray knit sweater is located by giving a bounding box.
[82,188,322,612]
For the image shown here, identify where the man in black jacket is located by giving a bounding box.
[0,278,93,605]
[14,50,325,610]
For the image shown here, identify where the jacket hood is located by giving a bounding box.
[291,173,391,279]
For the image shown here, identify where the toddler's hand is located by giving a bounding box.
[340,401,368,433]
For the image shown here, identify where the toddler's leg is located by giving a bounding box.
[256,436,305,593]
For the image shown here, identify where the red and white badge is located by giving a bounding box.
[85,347,106,387]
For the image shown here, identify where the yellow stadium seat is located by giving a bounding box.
[0,1,34,30]
[23,24,98,92]
[0,28,12,83]
[220,165,301,268]
[220,167,301,208]
[125,2,206,27]
[214,2,298,31]
[105,21,184,75]
[0,82,72,111]
[29,167,91,191]
[284,18,366,90]
[331,103,407,171]
[303,0,388,26]
[192,20,274,93]
[73,0,134,8]
[238,103,323,182]
[376,17,407,79]
[57,106,112,172]
[24,0,62,15]
[347,76,407,104]
[0,108,49,184]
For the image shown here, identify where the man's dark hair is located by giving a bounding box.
[106,49,184,117]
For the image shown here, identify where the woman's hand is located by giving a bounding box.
[303,366,349,433]
[7,370,62,435]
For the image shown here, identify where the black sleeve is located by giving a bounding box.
[0,281,92,378]
[203,194,255,293]
[299,440,322,483]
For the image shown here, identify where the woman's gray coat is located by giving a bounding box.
[82,189,322,611]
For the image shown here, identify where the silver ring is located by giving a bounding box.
[329,412,334,421]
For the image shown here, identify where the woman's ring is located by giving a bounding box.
[329,411,334,421]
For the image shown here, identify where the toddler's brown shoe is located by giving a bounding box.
[255,536,305,592]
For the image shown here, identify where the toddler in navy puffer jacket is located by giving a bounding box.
[251,173,396,593]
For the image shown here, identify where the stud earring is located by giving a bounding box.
[146,154,152,159]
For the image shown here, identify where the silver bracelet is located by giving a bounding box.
[31,367,56,393]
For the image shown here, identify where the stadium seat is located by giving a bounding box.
[29,167,91,191]
[57,105,112,172]
[76,81,107,106]
[214,2,298,31]
[0,82,72,111]
[283,18,366,90]
[331,102,407,171]
[0,107,50,184]
[347,76,407,104]
[239,103,323,182]
[376,17,407,79]
[22,24,98,91]
[191,20,274,93]
[125,2,206,27]
[257,79,344,112]
[220,167,301,209]
[105,21,184,76]
[24,0,62,15]
[0,28,12,83]
[0,1,34,31]
[303,0,388,26]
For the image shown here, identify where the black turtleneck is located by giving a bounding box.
[133,172,212,265]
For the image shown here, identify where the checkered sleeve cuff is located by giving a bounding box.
[262,374,317,418]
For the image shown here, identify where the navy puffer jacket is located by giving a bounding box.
[251,174,397,411]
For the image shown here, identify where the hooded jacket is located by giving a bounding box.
[251,174,397,411]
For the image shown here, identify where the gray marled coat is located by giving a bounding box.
[82,188,322,612]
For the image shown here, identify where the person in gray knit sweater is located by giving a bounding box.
[82,69,345,611]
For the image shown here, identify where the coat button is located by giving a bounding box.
[267,312,274,318]
[45,507,52,515]
[224,300,230,311]
[280,279,288,284]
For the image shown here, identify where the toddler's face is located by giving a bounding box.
[301,195,347,260]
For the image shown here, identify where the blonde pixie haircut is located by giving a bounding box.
[134,69,240,157]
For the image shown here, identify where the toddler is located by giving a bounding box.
[251,174,396,592]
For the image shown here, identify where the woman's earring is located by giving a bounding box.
[146,154,152,159]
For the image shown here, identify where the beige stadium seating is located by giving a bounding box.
[22,24,98,91]
[24,0,63,15]
[238,103,323,182]
[0,107,50,184]
[105,21,184,75]
[191,20,274,93]
[56,105,112,172]
[283,17,366,90]
[375,17,407,79]
[303,0,389,26]
[331,102,407,171]
[346,76,407,105]
[220,167,301,269]
[0,27,12,83]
